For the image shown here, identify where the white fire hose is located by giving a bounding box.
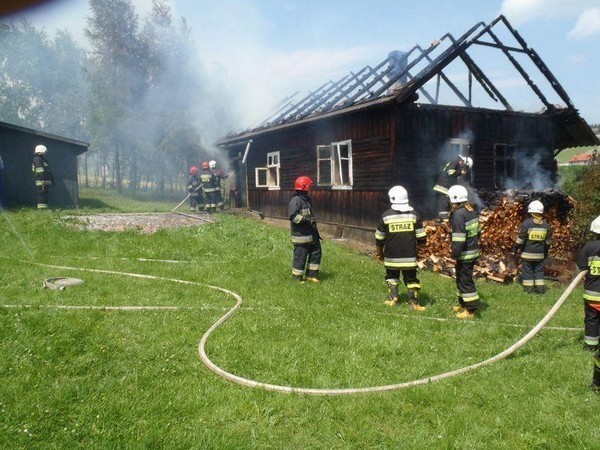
[198,270,587,395]
[29,261,587,396]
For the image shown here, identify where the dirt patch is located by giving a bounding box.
[68,212,214,234]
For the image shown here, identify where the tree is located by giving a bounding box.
[85,0,149,193]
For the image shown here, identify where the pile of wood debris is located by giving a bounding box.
[417,190,575,284]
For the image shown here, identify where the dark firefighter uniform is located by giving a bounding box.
[576,239,600,352]
[200,168,218,212]
[32,154,54,209]
[514,216,553,293]
[450,203,481,313]
[212,168,227,209]
[289,191,321,282]
[433,158,461,219]
[375,209,427,309]
[186,173,204,211]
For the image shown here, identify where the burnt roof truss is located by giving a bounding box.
[253,14,579,131]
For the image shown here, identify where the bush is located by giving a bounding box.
[568,164,600,243]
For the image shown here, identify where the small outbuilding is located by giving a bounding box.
[217,15,598,234]
[0,120,89,209]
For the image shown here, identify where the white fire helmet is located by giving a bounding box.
[459,155,473,169]
[209,160,217,169]
[448,185,468,203]
[527,200,544,215]
[34,144,47,155]
[591,215,600,234]
[388,185,408,204]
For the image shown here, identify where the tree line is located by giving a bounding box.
[0,0,233,196]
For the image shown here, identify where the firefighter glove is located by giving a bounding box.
[375,246,384,262]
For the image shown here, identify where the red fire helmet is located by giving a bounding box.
[294,176,313,191]
[189,165,199,175]
[202,161,210,169]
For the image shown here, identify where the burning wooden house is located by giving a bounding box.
[216,15,598,237]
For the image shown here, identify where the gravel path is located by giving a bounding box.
[68,212,214,233]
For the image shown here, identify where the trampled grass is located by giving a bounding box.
[0,197,598,449]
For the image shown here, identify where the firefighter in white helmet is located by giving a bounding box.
[375,185,427,310]
[433,157,462,220]
[448,184,481,319]
[200,161,218,212]
[209,160,227,210]
[576,216,600,357]
[32,144,54,209]
[511,200,553,294]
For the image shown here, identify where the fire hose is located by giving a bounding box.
[172,184,203,212]
[198,270,587,395]
[28,261,586,396]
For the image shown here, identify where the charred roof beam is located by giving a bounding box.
[414,44,473,107]
[338,35,456,108]
[323,58,392,112]
[254,91,300,128]
[391,22,487,105]
[459,52,513,110]
[295,66,374,119]
[267,80,335,126]
[483,27,553,110]
[498,15,575,110]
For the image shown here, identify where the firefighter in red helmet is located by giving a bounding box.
[289,176,321,282]
[186,166,204,211]
[200,161,218,213]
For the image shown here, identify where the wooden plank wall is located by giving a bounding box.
[246,106,394,226]
[245,103,557,225]
[394,105,556,217]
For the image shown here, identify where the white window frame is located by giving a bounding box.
[317,140,353,189]
[448,138,472,159]
[255,151,280,189]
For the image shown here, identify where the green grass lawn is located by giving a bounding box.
[0,193,598,449]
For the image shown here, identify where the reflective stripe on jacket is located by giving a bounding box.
[450,205,480,261]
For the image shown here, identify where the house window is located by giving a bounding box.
[317,140,353,189]
[448,139,472,159]
[255,151,280,189]
[494,143,516,189]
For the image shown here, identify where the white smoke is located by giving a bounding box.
[504,150,554,191]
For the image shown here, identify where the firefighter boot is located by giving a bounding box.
[408,289,426,311]
[385,282,399,307]
[453,296,464,313]
[456,308,476,320]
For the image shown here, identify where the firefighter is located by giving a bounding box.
[32,144,54,209]
[433,157,462,220]
[448,184,481,319]
[200,161,218,213]
[511,200,553,294]
[209,160,227,210]
[375,185,427,310]
[457,155,473,187]
[186,166,204,212]
[289,176,321,283]
[576,215,600,355]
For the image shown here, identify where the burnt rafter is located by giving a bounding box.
[252,15,579,131]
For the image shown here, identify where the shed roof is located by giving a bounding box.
[218,15,598,149]
[0,120,89,155]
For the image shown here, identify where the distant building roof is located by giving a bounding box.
[569,153,593,163]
